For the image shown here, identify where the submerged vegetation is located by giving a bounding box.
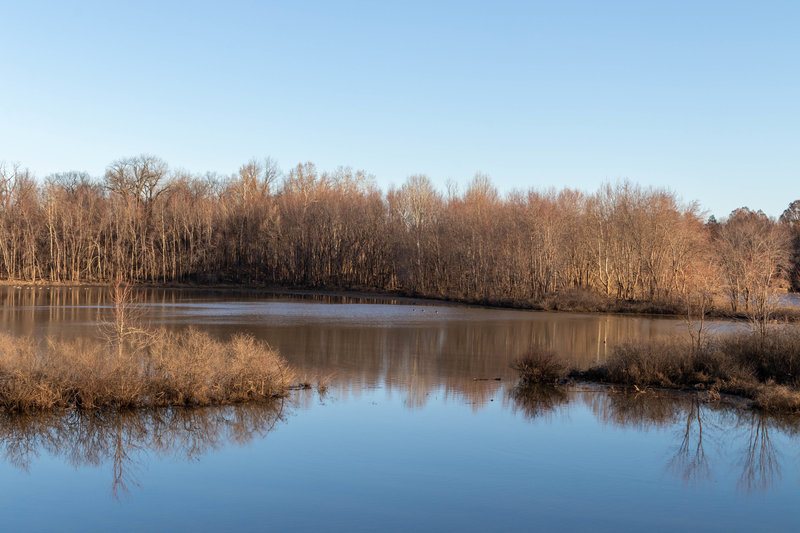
[514,328,800,414]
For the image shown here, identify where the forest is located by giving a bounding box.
[0,155,798,316]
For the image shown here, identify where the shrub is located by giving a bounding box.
[512,348,567,385]
[515,327,800,414]
[0,329,292,413]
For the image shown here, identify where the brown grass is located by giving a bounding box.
[0,329,293,413]
[716,330,800,386]
[565,328,800,414]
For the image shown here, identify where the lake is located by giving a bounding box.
[0,287,797,532]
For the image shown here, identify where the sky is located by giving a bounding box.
[0,0,797,219]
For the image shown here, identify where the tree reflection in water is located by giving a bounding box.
[738,411,781,493]
[0,399,287,499]
[667,398,712,486]
[1,386,798,498]
[511,386,800,495]
[507,385,570,421]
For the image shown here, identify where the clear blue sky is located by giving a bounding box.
[1,0,797,218]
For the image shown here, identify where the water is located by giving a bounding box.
[779,292,800,307]
[0,287,797,531]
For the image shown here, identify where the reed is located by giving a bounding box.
[514,328,800,413]
[0,329,293,413]
[573,329,800,413]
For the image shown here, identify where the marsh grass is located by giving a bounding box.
[0,329,293,413]
[565,328,800,413]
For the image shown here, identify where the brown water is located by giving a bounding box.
[0,287,795,532]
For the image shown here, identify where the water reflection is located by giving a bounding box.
[0,287,695,412]
[667,398,711,486]
[0,400,287,498]
[3,287,792,501]
[0,384,798,501]
[507,385,570,420]
[510,386,800,494]
[738,411,781,493]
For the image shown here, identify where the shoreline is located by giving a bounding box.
[2,279,798,322]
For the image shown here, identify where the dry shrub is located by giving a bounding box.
[546,288,607,312]
[512,348,567,385]
[602,340,690,388]
[718,329,800,387]
[751,383,800,413]
[0,329,292,413]
[585,335,754,390]
[147,329,291,406]
[564,328,800,413]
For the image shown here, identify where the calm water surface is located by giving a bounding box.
[0,287,796,532]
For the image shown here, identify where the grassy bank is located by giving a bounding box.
[514,329,800,413]
[0,329,293,413]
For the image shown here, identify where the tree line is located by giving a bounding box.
[0,156,798,313]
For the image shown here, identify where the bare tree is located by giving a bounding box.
[105,155,168,206]
[0,154,795,321]
[780,200,800,292]
[714,208,791,336]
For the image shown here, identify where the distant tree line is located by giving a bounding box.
[0,156,798,312]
